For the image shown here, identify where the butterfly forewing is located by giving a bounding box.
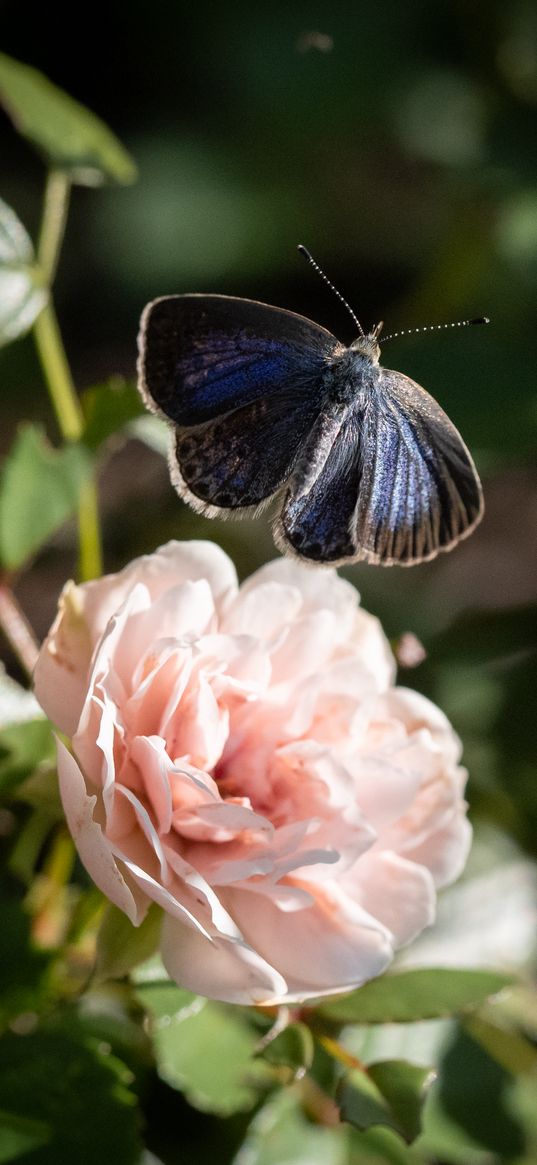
[139,294,340,426]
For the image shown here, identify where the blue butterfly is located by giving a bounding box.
[137,252,484,566]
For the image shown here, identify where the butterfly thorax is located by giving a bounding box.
[348,334,381,363]
[321,341,382,411]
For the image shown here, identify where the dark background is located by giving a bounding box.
[1,0,536,849]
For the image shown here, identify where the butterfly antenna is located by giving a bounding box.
[297,244,365,338]
[382,317,490,343]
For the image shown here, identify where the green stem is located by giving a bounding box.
[33,304,84,442]
[37,169,71,285]
[33,169,104,581]
[78,479,103,581]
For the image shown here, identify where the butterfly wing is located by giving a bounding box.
[275,405,364,562]
[138,293,340,425]
[138,294,342,513]
[172,388,330,512]
[278,366,483,566]
[355,368,484,564]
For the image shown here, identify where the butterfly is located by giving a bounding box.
[137,250,485,566]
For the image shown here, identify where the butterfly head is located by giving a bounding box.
[349,321,383,364]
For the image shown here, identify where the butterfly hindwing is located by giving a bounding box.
[276,406,365,562]
[138,294,340,426]
[279,368,483,566]
[353,370,483,564]
[173,386,327,512]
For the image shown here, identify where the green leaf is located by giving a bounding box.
[95,903,161,983]
[0,1025,142,1165]
[137,985,262,1114]
[259,1021,314,1077]
[0,198,47,347]
[58,987,154,1091]
[317,969,514,1025]
[464,1013,537,1076]
[367,1061,434,1143]
[348,1125,423,1165]
[0,719,54,797]
[0,53,137,186]
[81,378,144,452]
[0,1110,50,1161]
[339,1059,433,1143]
[0,424,92,570]
[233,1090,349,1165]
[436,1025,525,1156]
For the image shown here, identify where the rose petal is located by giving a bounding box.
[350,850,436,945]
[403,810,473,888]
[34,543,238,733]
[161,912,288,1004]
[238,558,358,627]
[56,738,144,924]
[33,582,94,735]
[224,881,393,1000]
[81,541,238,642]
[222,582,303,638]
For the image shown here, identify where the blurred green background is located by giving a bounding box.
[1,2,537,1161]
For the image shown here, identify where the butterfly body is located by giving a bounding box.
[138,293,484,567]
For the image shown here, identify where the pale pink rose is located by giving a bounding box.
[34,541,471,1005]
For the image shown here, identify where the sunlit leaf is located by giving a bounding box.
[0,424,92,569]
[137,985,262,1114]
[338,1059,433,1143]
[317,969,514,1024]
[0,198,47,347]
[0,52,137,186]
